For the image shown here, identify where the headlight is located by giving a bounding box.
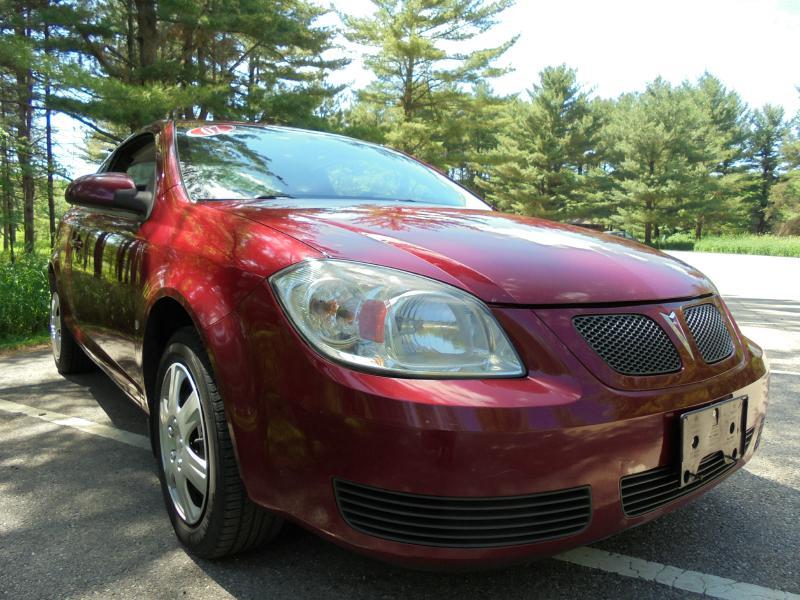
[270,260,525,378]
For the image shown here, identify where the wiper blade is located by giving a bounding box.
[255,193,294,199]
[196,194,294,202]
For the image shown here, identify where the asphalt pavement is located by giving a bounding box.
[1,251,798,599]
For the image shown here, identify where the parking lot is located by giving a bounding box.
[1,251,798,599]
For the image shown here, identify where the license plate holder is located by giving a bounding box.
[679,396,746,488]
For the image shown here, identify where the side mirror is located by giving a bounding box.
[65,173,150,216]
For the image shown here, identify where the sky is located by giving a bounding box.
[58,0,800,177]
[322,0,800,111]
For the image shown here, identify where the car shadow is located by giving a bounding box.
[0,349,148,435]
[64,370,149,435]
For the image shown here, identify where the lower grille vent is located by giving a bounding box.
[334,480,591,548]
[621,426,753,517]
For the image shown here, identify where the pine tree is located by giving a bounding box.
[769,109,800,233]
[746,104,787,233]
[1,0,52,253]
[681,74,750,238]
[603,79,708,244]
[0,91,17,259]
[477,65,601,218]
[450,82,509,194]
[342,0,516,166]
[48,0,346,132]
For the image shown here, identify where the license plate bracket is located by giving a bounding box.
[679,396,746,488]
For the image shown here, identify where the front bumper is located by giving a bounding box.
[213,300,769,568]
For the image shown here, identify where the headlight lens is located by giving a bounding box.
[270,260,524,378]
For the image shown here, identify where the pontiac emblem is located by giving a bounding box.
[661,311,693,357]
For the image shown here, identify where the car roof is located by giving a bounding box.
[172,119,368,143]
[137,119,394,156]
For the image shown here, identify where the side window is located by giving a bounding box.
[107,134,157,193]
[126,145,156,192]
[103,133,157,216]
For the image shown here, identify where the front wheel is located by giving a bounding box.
[154,327,281,558]
[50,290,93,374]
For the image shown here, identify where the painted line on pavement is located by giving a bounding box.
[771,370,800,376]
[0,398,150,450]
[3,397,799,599]
[737,322,796,326]
[557,547,800,599]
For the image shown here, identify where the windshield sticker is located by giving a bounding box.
[186,124,236,137]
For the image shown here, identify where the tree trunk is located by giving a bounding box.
[180,23,194,118]
[16,18,35,254]
[247,54,256,121]
[135,0,158,80]
[402,59,414,120]
[1,99,14,260]
[758,168,769,234]
[695,218,703,240]
[1,150,6,251]
[126,0,135,70]
[1,98,7,252]
[45,24,56,247]
[645,160,656,246]
[196,42,208,119]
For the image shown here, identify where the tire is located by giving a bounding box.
[50,290,94,374]
[154,327,282,558]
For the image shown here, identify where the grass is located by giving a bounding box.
[0,332,50,354]
[694,235,800,257]
[656,234,800,257]
[0,253,50,349]
[654,232,696,251]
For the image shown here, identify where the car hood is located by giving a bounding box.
[220,202,714,305]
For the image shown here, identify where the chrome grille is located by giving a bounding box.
[573,314,681,376]
[334,480,591,548]
[684,303,734,364]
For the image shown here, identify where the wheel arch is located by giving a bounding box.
[141,292,204,454]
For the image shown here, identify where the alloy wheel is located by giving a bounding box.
[50,292,62,360]
[159,362,209,525]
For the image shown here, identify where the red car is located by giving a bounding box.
[50,121,769,568]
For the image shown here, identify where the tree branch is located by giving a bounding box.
[227,42,262,75]
[57,111,124,143]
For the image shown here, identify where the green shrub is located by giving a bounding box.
[0,253,50,341]
[655,232,696,251]
[694,235,800,257]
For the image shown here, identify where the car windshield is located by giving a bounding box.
[175,124,488,208]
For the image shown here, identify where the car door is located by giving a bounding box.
[69,133,157,398]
